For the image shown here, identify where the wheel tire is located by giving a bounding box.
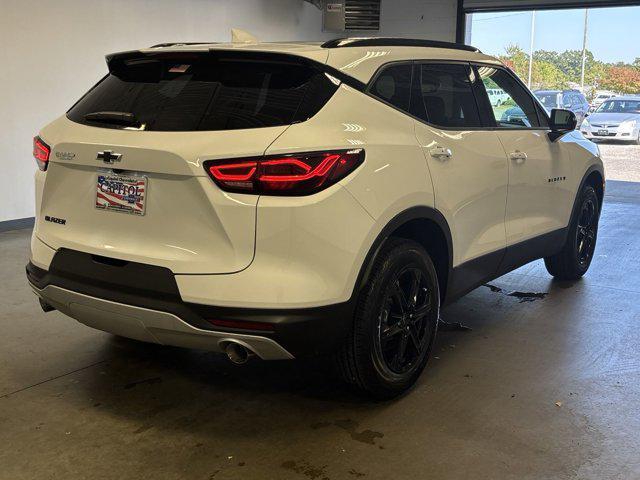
[544,185,600,280]
[336,238,440,399]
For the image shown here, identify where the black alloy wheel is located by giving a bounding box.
[374,267,433,377]
[576,197,597,267]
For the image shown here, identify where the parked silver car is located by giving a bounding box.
[581,96,640,144]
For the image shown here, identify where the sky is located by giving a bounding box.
[468,5,640,64]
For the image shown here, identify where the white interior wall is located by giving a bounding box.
[379,0,458,41]
[0,0,457,223]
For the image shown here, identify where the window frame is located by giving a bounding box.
[471,63,550,130]
[365,59,551,132]
[367,60,492,130]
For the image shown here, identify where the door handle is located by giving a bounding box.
[429,146,452,160]
[509,151,528,164]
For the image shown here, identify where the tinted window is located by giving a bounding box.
[477,67,541,128]
[67,53,338,131]
[413,64,482,128]
[369,64,412,112]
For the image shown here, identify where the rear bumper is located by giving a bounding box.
[26,250,355,358]
[30,283,294,360]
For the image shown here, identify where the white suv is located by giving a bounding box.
[28,38,604,398]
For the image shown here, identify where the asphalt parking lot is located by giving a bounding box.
[1,141,639,480]
[598,142,640,182]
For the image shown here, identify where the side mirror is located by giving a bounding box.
[549,109,577,141]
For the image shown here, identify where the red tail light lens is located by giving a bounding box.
[204,149,364,195]
[33,136,50,171]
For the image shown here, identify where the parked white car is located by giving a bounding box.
[590,91,617,112]
[487,88,510,106]
[581,96,640,144]
[28,37,604,398]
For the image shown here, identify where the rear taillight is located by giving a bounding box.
[33,136,50,171]
[204,149,364,195]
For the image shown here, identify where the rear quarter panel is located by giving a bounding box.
[255,84,434,305]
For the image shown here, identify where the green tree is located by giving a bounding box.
[499,45,568,90]
[501,45,608,91]
[548,49,605,87]
[499,44,529,81]
[532,61,568,90]
[534,50,561,66]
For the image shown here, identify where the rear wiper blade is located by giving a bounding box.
[84,111,141,127]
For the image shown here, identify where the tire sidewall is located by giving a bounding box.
[356,241,440,396]
[569,185,600,275]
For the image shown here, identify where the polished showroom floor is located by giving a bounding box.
[2,177,639,480]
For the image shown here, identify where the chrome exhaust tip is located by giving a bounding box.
[224,342,254,365]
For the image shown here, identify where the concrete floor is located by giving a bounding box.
[2,149,640,480]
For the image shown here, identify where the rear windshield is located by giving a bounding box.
[67,52,338,131]
[535,92,559,108]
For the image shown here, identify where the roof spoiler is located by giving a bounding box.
[105,48,320,74]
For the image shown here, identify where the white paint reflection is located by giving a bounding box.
[165,244,198,255]
[340,51,390,70]
[342,123,366,132]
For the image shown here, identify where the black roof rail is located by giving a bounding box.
[149,42,215,48]
[321,37,480,52]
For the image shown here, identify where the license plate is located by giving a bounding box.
[598,129,609,136]
[96,173,147,216]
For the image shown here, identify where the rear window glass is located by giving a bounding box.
[67,53,338,131]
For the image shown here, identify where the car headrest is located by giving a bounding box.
[374,75,395,100]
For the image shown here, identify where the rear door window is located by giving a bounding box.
[411,63,482,128]
[67,53,338,131]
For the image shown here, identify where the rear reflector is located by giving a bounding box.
[33,136,50,171]
[204,149,364,195]
[208,319,275,332]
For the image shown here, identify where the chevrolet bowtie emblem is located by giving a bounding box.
[97,150,122,164]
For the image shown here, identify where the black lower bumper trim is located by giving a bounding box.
[26,249,354,357]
